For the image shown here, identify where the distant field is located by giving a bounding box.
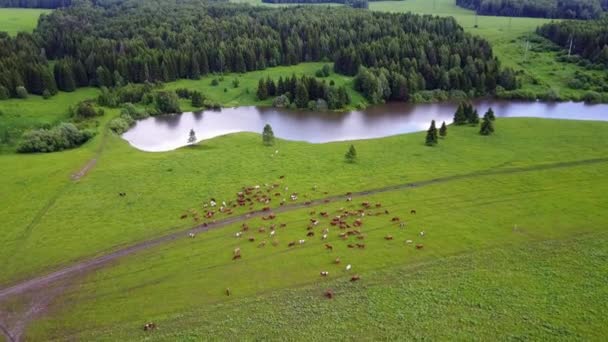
[369,0,607,100]
[0,8,50,35]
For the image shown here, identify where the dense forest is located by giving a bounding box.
[456,0,605,19]
[0,0,516,101]
[537,16,608,66]
[260,0,392,9]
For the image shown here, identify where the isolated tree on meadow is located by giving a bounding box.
[453,103,467,125]
[188,129,197,144]
[486,107,496,121]
[425,120,439,146]
[345,144,357,163]
[480,113,495,136]
[263,124,275,146]
[439,121,447,138]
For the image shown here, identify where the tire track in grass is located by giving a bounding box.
[1,157,607,301]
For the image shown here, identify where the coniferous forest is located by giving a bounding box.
[0,0,517,101]
[537,16,608,66]
[456,0,605,19]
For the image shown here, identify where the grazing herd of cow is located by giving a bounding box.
[145,178,426,332]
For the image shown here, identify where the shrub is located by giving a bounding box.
[582,91,602,104]
[0,86,9,100]
[211,79,219,86]
[175,88,191,99]
[17,123,93,153]
[155,91,181,114]
[74,101,102,118]
[272,94,290,108]
[16,86,28,99]
[42,90,52,99]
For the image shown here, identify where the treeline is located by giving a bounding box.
[456,0,605,19]
[0,0,71,8]
[0,0,511,100]
[258,75,350,110]
[262,0,369,9]
[537,17,608,66]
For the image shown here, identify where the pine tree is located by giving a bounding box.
[262,124,275,146]
[453,103,467,125]
[468,108,480,125]
[266,77,276,96]
[486,107,496,121]
[345,144,357,163]
[188,129,197,144]
[425,120,439,146]
[295,81,309,108]
[439,121,447,138]
[257,78,268,100]
[480,113,495,136]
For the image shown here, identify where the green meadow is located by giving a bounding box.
[0,1,607,340]
[0,8,50,36]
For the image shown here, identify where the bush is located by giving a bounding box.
[175,88,191,99]
[108,117,133,134]
[582,91,602,104]
[17,123,94,153]
[74,101,102,118]
[16,86,28,99]
[155,91,181,114]
[211,79,219,86]
[42,90,52,99]
[121,103,149,120]
[0,86,9,100]
[272,94,290,108]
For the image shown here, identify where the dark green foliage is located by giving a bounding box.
[0,1,508,98]
[16,86,28,99]
[73,101,102,118]
[538,17,608,67]
[191,91,204,108]
[439,121,447,137]
[262,124,275,146]
[155,91,181,114]
[54,59,76,92]
[17,123,93,153]
[295,82,309,108]
[262,0,372,8]
[257,79,268,100]
[468,109,480,125]
[480,112,495,135]
[425,120,438,146]
[175,88,191,99]
[486,107,496,121]
[211,79,219,86]
[453,103,468,125]
[0,86,9,100]
[456,0,604,19]
[232,78,240,88]
[0,0,72,8]
[345,144,357,163]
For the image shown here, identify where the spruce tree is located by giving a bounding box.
[453,103,467,125]
[262,124,275,146]
[486,107,496,121]
[468,108,480,125]
[257,78,268,100]
[425,120,438,146]
[345,144,357,163]
[188,129,197,144]
[439,121,447,138]
[295,81,309,108]
[480,113,495,136]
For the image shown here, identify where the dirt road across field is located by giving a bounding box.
[0,157,606,341]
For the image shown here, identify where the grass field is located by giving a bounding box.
[0,8,50,36]
[164,62,366,111]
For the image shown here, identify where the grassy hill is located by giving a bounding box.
[0,8,50,36]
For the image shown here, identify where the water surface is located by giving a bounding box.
[122,100,608,152]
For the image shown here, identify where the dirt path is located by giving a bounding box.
[70,158,97,181]
[1,157,606,303]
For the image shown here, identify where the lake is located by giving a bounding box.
[122,100,608,152]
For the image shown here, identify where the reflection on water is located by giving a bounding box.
[122,100,608,152]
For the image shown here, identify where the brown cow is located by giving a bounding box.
[350,275,361,282]
[232,254,242,260]
[143,323,156,331]
[324,289,334,299]
[391,217,400,222]
[324,243,333,251]
[411,209,417,215]
[334,257,341,264]
[288,241,296,247]
[375,203,382,208]
[356,243,366,249]
[347,244,355,248]
[180,213,188,219]
[416,244,424,249]
[307,231,315,237]
[385,235,394,240]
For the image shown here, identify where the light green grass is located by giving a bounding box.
[369,0,607,99]
[164,62,366,111]
[0,88,100,151]
[1,117,607,287]
[24,162,608,339]
[0,8,50,36]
